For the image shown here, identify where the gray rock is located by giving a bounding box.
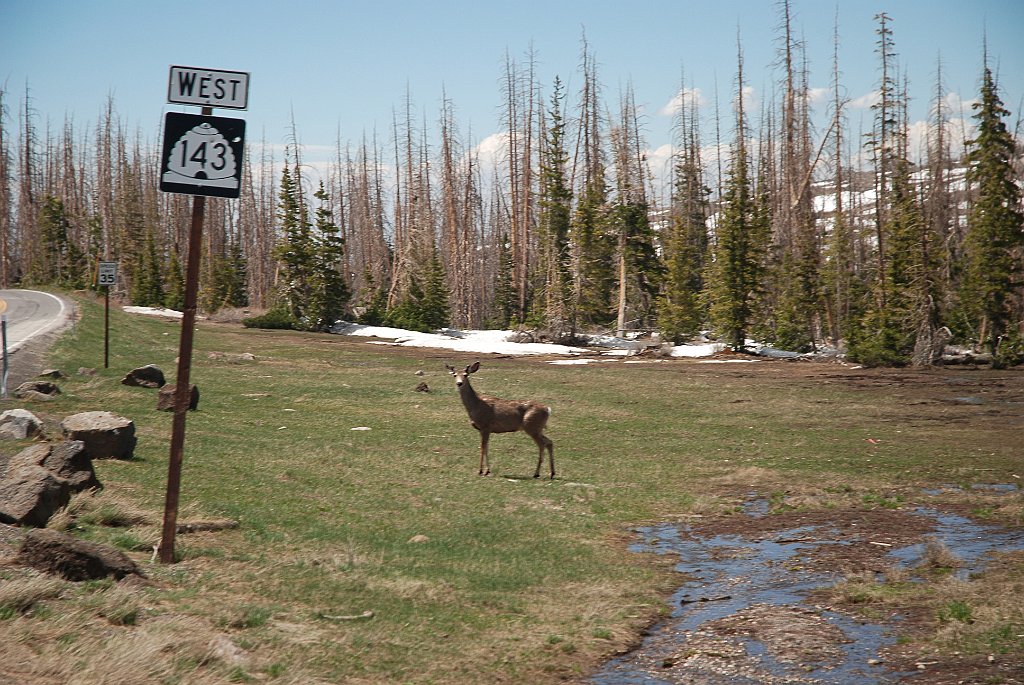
[13,381,61,399]
[0,466,72,527]
[121,364,166,388]
[157,383,200,411]
[60,411,137,460]
[6,441,101,493]
[0,408,44,440]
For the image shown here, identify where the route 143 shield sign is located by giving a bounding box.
[160,112,246,198]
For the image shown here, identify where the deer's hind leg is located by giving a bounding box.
[529,432,554,479]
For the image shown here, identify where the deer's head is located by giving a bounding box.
[446,361,480,388]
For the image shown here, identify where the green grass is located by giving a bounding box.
[3,291,1022,683]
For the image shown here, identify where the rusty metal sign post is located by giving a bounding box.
[157,66,249,563]
[98,261,117,368]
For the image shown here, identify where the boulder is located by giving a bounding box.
[60,411,137,460]
[121,364,166,388]
[156,383,200,411]
[17,528,142,581]
[0,466,72,527]
[38,369,68,380]
[0,408,45,440]
[6,441,100,493]
[13,381,61,400]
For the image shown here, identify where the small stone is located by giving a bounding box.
[408,534,430,544]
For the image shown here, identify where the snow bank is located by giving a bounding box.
[122,309,731,360]
[333,323,590,356]
[122,306,183,319]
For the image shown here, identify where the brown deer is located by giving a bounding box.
[446,361,555,479]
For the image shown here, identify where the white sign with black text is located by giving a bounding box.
[167,66,250,110]
[98,262,118,287]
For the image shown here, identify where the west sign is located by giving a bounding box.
[168,66,249,110]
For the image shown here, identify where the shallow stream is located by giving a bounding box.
[592,487,1024,684]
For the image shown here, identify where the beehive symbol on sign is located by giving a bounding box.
[162,122,239,189]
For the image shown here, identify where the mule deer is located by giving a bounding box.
[446,361,555,479]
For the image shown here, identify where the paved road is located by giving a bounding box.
[0,289,70,354]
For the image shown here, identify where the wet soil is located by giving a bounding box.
[592,502,1024,684]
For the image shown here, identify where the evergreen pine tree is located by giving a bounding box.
[612,199,663,330]
[165,248,185,311]
[959,60,1024,365]
[491,233,518,328]
[573,179,615,326]
[419,247,451,330]
[274,162,315,326]
[706,136,768,351]
[308,183,349,330]
[131,228,164,307]
[224,239,249,308]
[537,78,573,332]
[704,45,768,351]
[34,195,86,287]
[658,127,710,342]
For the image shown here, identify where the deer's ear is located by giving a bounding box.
[468,361,480,374]
[445,364,455,373]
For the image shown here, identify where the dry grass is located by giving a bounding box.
[0,573,66,617]
[921,536,963,570]
[48,488,155,532]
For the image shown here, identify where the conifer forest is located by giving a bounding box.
[1,8,1022,367]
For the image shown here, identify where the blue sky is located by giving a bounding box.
[2,0,1022,190]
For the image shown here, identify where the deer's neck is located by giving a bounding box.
[458,380,485,414]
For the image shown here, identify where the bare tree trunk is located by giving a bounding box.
[0,87,11,287]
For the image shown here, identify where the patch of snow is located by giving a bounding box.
[123,306,184,319]
[332,322,589,356]
[670,342,728,357]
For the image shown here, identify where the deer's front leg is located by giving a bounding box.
[479,432,491,476]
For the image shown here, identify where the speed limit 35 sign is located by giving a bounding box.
[159,112,246,198]
[98,262,118,287]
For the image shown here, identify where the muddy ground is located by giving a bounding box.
[586,356,1024,685]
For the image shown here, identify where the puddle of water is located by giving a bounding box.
[888,508,1024,579]
[593,508,1024,684]
[742,495,770,518]
[922,482,1020,496]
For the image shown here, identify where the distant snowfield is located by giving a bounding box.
[123,307,735,360]
[330,322,729,360]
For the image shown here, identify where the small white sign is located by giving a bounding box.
[98,262,118,287]
[168,66,249,110]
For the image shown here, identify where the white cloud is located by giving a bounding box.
[736,85,757,113]
[473,131,508,171]
[807,87,829,105]
[848,90,880,110]
[658,87,706,117]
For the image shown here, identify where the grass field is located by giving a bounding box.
[1,291,1022,684]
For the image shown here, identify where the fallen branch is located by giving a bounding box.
[680,595,732,605]
[176,519,240,534]
[317,610,375,621]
